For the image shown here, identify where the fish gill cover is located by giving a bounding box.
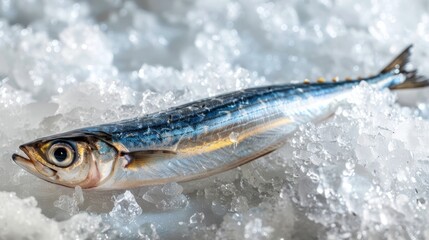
[0,0,429,239]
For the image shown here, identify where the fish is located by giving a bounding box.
[12,45,429,190]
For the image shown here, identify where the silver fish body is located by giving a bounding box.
[12,45,427,189]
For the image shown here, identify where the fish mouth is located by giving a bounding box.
[12,145,36,172]
[12,145,56,178]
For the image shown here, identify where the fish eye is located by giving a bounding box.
[47,142,75,167]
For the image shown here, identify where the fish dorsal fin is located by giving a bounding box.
[122,150,177,170]
[380,45,412,74]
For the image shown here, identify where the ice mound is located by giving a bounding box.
[0,192,60,239]
[0,192,101,240]
[1,0,429,239]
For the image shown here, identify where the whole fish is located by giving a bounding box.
[12,45,429,190]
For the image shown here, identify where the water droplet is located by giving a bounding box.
[229,131,240,147]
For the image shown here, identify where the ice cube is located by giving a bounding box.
[54,186,84,216]
[142,184,188,210]
[109,190,142,223]
[244,218,274,239]
[162,182,184,196]
[138,223,159,240]
[189,212,205,225]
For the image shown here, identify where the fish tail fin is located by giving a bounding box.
[381,44,429,89]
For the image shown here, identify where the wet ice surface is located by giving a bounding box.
[1,0,429,239]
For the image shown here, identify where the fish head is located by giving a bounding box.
[12,131,119,189]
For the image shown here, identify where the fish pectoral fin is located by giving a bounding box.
[121,150,177,170]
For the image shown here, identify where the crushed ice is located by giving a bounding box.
[142,182,189,210]
[1,0,429,239]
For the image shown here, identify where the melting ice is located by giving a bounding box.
[1,0,429,239]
